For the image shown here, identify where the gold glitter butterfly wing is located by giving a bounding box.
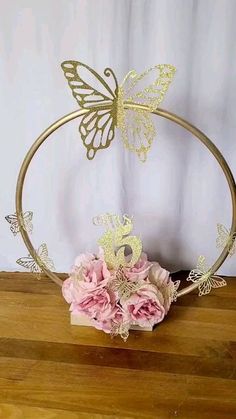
[121,64,176,110]
[186,268,212,296]
[229,234,236,256]
[118,64,176,162]
[198,275,227,296]
[16,243,55,275]
[187,268,204,283]
[196,255,208,272]
[186,255,207,283]
[171,280,180,302]
[216,223,236,257]
[79,108,116,159]
[61,61,117,160]
[37,243,55,271]
[186,256,226,296]
[16,255,41,273]
[5,213,21,236]
[117,107,156,162]
[5,211,33,236]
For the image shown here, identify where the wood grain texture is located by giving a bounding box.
[0,271,235,419]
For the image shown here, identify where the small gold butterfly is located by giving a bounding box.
[61,61,176,162]
[16,243,55,278]
[186,255,226,296]
[109,266,140,300]
[5,211,33,236]
[170,280,181,302]
[216,223,236,257]
[110,322,130,342]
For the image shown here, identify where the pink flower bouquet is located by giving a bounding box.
[62,251,179,341]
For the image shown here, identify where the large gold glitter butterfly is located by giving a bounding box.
[216,223,236,257]
[5,211,33,236]
[61,61,176,162]
[186,255,226,296]
[16,243,55,278]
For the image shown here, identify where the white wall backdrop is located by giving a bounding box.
[0,0,236,275]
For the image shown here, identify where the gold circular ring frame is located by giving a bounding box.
[16,103,236,296]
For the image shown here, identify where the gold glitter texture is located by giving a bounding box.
[16,243,55,279]
[170,280,180,302]
[61,61,176,162]
[109,266,141,299]
[5,211,33,236]
[110,322,130,342]
[93,213,142,269]
[186,255,226,296]
[216,223,236,257]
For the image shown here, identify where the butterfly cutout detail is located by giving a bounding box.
[61,61,176,162]
[109,266,141,300]
[110,321,130,342]
[216,223,236,257]
[16,243,55,279]
[186,255,226,296]
[5,211,33,236]
[170,280,180,302]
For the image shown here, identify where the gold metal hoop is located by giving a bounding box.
[16,104,236,296]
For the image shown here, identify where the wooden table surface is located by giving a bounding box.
[0,272,235,419]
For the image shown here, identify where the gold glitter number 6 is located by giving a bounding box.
[97,215,142,269]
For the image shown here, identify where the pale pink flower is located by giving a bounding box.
[124,252,152,281]
[62,277,81,304]
[149,262,173,314]
[62,250,174,338]
[80,259,110,290]
[92,304,128,334]
[122,282,165,328]
[71,287,117,321]
[72,252,111,290]
[62,252,111,305]
[74,252,95,268]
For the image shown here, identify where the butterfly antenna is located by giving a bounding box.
[104,68,118,96]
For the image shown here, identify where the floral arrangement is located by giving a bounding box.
[62,249,179,341]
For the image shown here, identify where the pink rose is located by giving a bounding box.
[72,252,111,290]
[92,318,113,334]
[71,287,117,321]
[149,262,173,314]
[124,252,152,281]
[63,250,175,339]
[70,288,119,333]
[74,252,95,268]
[122,282,165,328]
[92,304,128,334]
[80,259,110,290]
[62,277,81,304]
[62,252,111,307]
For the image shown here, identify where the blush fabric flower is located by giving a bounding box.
[122,282,165,328]
[124,252,152,281]
[71,252,111,290]
[62,250,174,340]
[62,252,111,307]
[80,259,110,290]
[148,262,173,314]
[62,276,82,304]
[71,287,117,320]
[92,304,129,334]
[74,252,95,268]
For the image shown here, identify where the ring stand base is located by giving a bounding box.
[70,313,153,332]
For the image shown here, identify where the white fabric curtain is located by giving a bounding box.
[1,0,235,275]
